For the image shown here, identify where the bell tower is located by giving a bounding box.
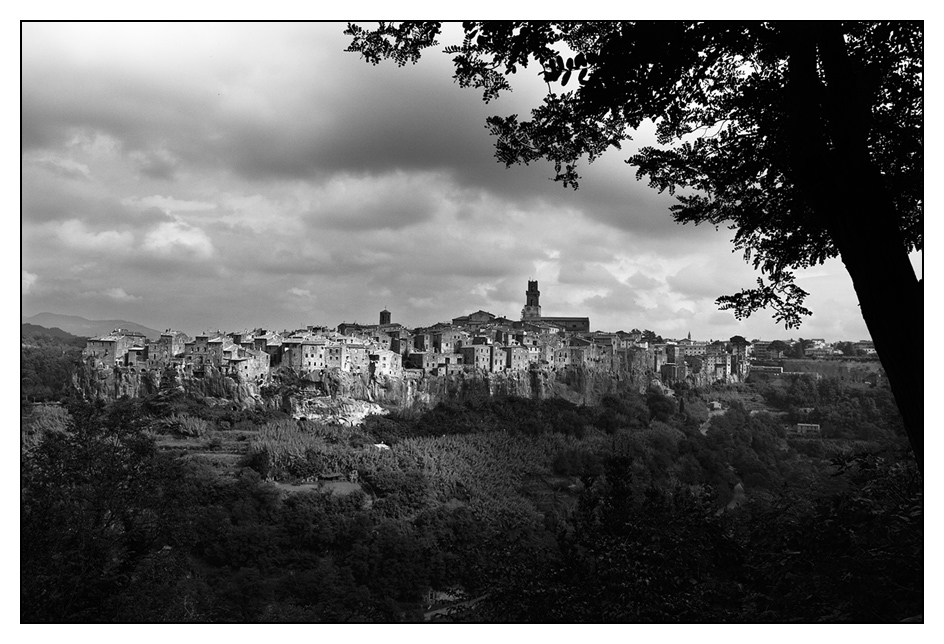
[521,280,542,320]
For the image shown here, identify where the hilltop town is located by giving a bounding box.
[80,280,877,390]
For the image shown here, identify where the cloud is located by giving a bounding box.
[626,272,662,290]
[306,171,443,232]
[130,149,180,180]
[666,260,754,301]
[216,193,304,234]
[77,287,142,303]
[22,270,38,293]
[102,287,141,302]
[32,155,92,180]
[124,195,217,214]
[142,221,214,258]
[56,220,134,252]
[288,287,314,299]
[18,23,875,342]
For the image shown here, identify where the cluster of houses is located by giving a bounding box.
[79,281,873,391]
[81,314,755,387]
[81,311,653,385]
[751,338,875,359]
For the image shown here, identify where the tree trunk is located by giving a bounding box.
[785,23,923,471]
[817,24,924,471]
[835,230,923,470]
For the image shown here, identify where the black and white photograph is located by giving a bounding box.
[20,17,924,624]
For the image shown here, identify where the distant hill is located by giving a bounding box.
[22,322,85,341]
[21,323,88,350]
[22,313,161,340]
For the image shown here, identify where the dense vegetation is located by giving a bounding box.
[20,324,86,406]
[758,374,905,441]
[21,370,921,623]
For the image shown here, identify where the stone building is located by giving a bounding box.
[460,345,492,372]
[83,330,144,368]
[406,352,439,372]
[324,344,346,370]
[282,339,328,373]
[518,280,590,332]
[521,280,542,320]
[503,346,530,371]
[489,345,506,372]
[433,329,468,354]
[83,336,120,367]
[230,348,271,382]
[147,330,191,367]
[660,362,689,384]
[124,345,148,369]
[343,344,370,373]
[369,349,402,377]
[452,310,497,330]
[705,351,733,380]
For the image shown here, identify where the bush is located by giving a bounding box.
[552,448,603,479]
[22,404,72,451]
[169,413,210,437]
[646,391,678,423]
[240,448,272,478]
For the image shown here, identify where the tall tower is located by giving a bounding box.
[521,280,542,320]
[380,309,391,325]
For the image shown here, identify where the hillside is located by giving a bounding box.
[22,323,85,343]
[22,312,161,339]
[20,388,921,623]
[21,324,86,405]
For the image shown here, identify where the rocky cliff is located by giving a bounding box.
[74,354,657,425]
[73,364,266,408]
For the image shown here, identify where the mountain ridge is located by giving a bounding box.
[22,322,84,341]
[22,312,161,340]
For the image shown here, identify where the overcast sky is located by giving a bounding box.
[20,21,922,342]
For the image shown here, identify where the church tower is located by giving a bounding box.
[521,280,542,320]
[380,309,391,325]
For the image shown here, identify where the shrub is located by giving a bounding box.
[22,404,72,451]
[552,448,603,479]
[167,413,210,437]
[240,448,272,478]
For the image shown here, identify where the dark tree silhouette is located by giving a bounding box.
[345,21,923,470]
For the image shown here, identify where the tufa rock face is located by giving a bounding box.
[73,359,658,425]
[73,363,266,411]
[285,393,388,426]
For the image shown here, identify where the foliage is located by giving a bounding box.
[835,341,859,357]
[242,418,390,481]
[640,329,663,344]
[22,388,920,622]
[479,447,921,623]
[645,390,678,423]
[21,403,72,451]
[733,452,922,621]
[143,387,290,429]
[21,399,195,621]
[158,413,210,437]
[344,20,924,470]
[759,374,905,441]
[21,344,83,406]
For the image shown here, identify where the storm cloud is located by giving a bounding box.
[20,22,882,341]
